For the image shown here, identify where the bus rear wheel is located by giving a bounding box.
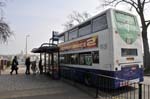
[84,73,92,86]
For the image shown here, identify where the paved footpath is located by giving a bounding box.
[0,66,94,99]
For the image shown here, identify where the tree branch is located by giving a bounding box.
[0,20,13,42]
[145,0,150,4]
[102,0,118,6]
[122,0,140,14]
[142,0,146,7]
[0,2,6,7]
[146,20,150,27]
[114,0,123,6]
[63,11,90,30]
[103,0,139,13]
[130,0,138,6]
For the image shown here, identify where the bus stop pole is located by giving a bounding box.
[40,53,42,61]
[58,50,61,79]
[44,53,46,73]
[48,53,50,73]
[51,53,54,78]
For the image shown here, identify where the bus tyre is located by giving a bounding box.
[84,73,92,86]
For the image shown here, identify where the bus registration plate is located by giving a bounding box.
[126,57,134,61]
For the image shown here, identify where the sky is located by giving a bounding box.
[0,0,99,55]
[0,0,149,55]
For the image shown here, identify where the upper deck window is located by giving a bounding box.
[79,21,91,37]
[59,35,64,43]
[65,32,68,41]
[68,28,78,40]
[92,14,108,32]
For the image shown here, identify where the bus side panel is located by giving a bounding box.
[99,30,113,71]
[60,66,117,88]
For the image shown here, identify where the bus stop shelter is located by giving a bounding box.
[31,43,60,79]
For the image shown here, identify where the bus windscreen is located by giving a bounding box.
[115,11,139,44]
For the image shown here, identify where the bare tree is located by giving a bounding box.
[0,19,12,43]
[0,1,13,43]
[101,0,150,70]
[63,11,91,30]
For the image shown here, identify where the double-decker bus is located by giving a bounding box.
[58,8,143,88]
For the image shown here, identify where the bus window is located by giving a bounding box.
[121,48,138,56]
[79,54,85,65]
[69,29,78,40]
[70,54,79,64]
[85,55,92,66]
[60,55,65,64]
[62,54,69,64]
[92,14,108,32]
[79,52,92,66]
[92,51,99,63]
[65,32,68,41]
[66,55,70,64]
[59,35,64,43]
[79,21,91,37]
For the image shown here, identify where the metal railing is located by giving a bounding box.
[60,68,150,99]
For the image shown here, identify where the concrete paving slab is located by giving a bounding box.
[0,67,94,99]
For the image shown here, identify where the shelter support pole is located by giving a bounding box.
[44,53,46,73]
[48,53,50,74]
[58,50,61,79]
[51,53,54,78]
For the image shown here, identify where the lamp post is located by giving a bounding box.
[26,35,30,57]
